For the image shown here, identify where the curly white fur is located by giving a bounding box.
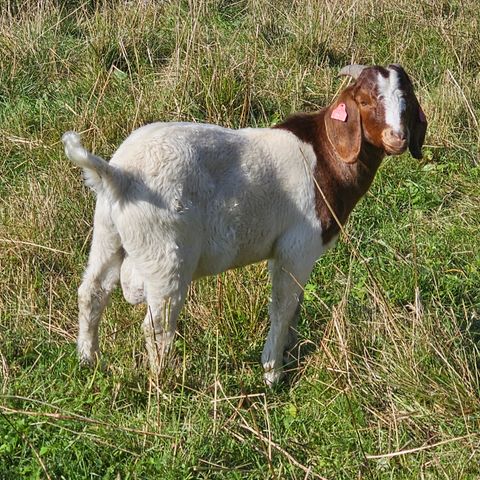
[64,123,327,385]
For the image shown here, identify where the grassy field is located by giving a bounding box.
[1,0,480,478]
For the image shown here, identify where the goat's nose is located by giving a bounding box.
[383,128,407,143]
[382,128,408,154]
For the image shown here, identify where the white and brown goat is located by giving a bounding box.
[63,64,427,385]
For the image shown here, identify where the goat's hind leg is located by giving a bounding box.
[142,286,187,375]
[137,245,194,375]
[77,199,122,365]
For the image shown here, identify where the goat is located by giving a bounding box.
[62,64,427,385]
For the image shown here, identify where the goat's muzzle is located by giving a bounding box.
[382,128,408,155]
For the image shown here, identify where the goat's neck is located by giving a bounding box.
[314,118,385,244]
[273,110,385,244]
[346,142,385,194]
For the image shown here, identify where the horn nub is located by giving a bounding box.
[339,64,367,79]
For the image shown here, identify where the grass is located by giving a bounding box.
[1,0,480,478]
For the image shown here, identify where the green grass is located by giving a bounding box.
[1,1,480,478]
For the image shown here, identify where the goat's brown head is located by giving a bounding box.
[325,64,427,163]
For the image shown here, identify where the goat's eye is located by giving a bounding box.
[360,100,369,107]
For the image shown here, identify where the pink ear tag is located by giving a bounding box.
[331,103,348,122]
[418,106,427,123]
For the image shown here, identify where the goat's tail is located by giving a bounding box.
[62,131,124,197]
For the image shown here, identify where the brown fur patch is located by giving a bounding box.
[274,65,426,244]
[275,109,384,244]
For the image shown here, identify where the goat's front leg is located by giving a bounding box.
[283,291,304,364]
[262,259,313,386]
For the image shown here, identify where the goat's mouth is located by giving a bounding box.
[383,141,408,156]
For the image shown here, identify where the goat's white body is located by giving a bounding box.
[64,123,329,385]
[108,123,324,279]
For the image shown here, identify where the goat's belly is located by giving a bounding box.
[194,235,274,279]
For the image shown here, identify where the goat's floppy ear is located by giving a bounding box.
[409,104,427,160]
[324,92,361,164]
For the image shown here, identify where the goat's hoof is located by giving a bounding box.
[77,348,100,367]
[145,346,172,377]
[61,131,81,148]
[263,367,284,388]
